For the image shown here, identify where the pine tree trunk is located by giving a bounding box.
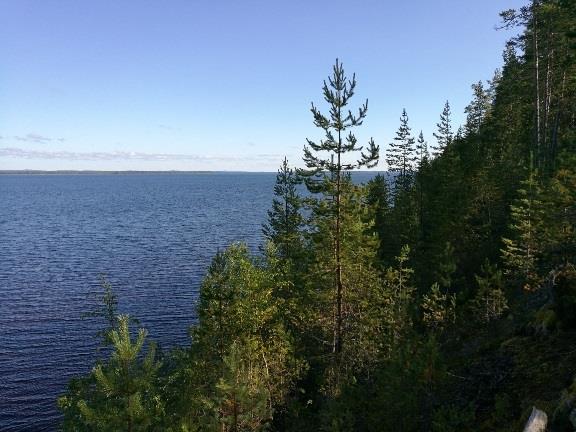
[533,3,542,167]
[335,126,343,356]
[551,70,566,169]
[543,31,553,170]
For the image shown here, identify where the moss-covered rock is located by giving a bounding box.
[532,308,558,336]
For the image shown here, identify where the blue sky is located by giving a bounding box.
[0,0,528,171]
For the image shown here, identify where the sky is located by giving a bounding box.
[0,0,528,172]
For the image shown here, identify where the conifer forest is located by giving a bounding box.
[58,1,576,430]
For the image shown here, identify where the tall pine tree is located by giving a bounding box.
[299,59,379,357]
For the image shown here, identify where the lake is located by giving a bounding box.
[0,171,378,431]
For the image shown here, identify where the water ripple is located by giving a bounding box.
[0,173,275,431]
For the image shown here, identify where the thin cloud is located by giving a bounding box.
[14,133,65,144]
[157,124,181,131]
[0,147,282,162]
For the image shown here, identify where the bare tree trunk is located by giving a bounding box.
[551,70,566,170]
[533,2,542,167]
[543,45,552,168]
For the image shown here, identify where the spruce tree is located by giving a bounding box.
[263,157,304,264]
[432,101,453,157]
[545,154,576,266]
[386,108,416,192]
[366,173,395,267]
[386,110,419,253]
[501,163,545,290]
[415,131,430,241]
[416,130,430,169]
[471,261,508,323]
[300,59,379,356]
[464,81,491,136]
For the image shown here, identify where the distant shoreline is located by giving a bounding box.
[0,170,386,175]
[0,170,277,175]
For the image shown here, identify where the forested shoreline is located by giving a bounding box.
[58,1,576,430]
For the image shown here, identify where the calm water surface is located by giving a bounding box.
[0,171,378,431]
[0,173,276,431]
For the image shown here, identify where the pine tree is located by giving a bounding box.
[59,315,163,432]
[211,340,271,432]
[299,59,379,357]
[432,101,453,157]
[305,177,384,392]
[422,283,456,332]
[83,275,119,347]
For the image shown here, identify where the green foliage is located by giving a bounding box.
[422,283,456,332]
[386,109,416,192]
[59,4,576,429]
[471,261,509,324]
[464,81,491,137]
[365,245,416,362]
[305,179,384,392]
[263,157,305,265]
[360,334,445,432]
[416,130,430,168]
[83,275,119,346]
[434,242,457,290]
[59,315,163,431]
[299,59,379,369]
[365,173,394,267]
[431,404,476,432]
[543,154,576,266]
[432,101,452,157]
[188,243,304,430]
[385,111,420,255]
[209,340,272,432]
[554,264,576,327]
[501,164,546,291]
[300,58,379,185]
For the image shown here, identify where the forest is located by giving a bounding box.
[58,1,576,430]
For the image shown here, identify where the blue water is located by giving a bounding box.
[0,171,379,431]
[0,173,277,431]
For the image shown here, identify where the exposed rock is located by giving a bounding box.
[523,406,547,432]
[570,408,576,429]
